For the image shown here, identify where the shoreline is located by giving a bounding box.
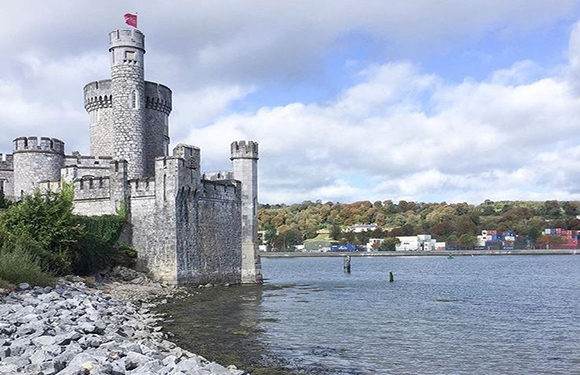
[260,249,578,257]
[0,268,247,375]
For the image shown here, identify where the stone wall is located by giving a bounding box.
[130,153,244,286]
[84,80,114,157]
[13,137,65,198]
[131,157,186,284]
[64,155,113,180]
[0,153,14,200]
[192,180,242,284]
[73,176,116,216]
[144,108,168,176]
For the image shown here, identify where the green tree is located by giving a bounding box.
[0,191,10,209]
[379,237,400,251]
[264,226,278,251]
[458,234,477,249]
[528,227,540,248]
[446,234,459,247]
[329,224,342,240]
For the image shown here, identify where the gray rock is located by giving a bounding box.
[58,352,100,375]
[30,349,51,364]
[78,322,97,333]
[55,331,82,345]
[125,351,151,370]
[32,335,57,346]
[0,364,18,374]
[18,283,30,291]
[0,347,10,360]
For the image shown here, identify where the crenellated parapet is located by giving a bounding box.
[203,171,235,181]
[83,80,113,112]
[74,176,111,200]
[128,177,156,198]
[13,137,64,154]
[230,140,259,160]
[83,80,172,114]
[145,82,172,114]
[201,180,241,201]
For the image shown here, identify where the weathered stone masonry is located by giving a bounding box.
[1,28,262,285]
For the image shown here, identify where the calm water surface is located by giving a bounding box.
[158,255,580,374]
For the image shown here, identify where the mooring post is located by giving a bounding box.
[344,256,351,273]
[389,271,394,282]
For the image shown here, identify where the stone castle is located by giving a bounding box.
[0,29,262,285]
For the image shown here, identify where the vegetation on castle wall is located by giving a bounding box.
[0,186,130,285]
[259,200,580,249]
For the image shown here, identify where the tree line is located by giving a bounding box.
[259,200,580,250]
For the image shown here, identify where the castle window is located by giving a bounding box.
[125,50,136,60]
[131,90,139,109]
[0,180,4,193]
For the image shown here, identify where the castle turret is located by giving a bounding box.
[231,141,262,284]
[13,137,64,199]
[84,29,172,177]
[110,29,147,178]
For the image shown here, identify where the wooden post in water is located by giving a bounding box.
[389,271,394,282]
[344,256,351,273]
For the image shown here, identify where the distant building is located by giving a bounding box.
[396,235,439,251]
[345,224,379,233]
[366,235,443,251]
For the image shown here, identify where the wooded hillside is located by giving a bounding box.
[259,200,580,249]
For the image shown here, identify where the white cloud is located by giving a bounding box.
[185,22,580,203]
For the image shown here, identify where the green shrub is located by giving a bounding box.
[0,242,54,286]
[73,215,125,274]
[0,185,82,274]
[0,184,129,277]
[0,190,10,209]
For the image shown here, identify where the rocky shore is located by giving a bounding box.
[0,268,247,375]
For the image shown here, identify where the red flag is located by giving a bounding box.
[124,13,137,28]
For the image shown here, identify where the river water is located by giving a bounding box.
[157,255,580,374]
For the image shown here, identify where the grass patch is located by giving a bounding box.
[0,245,54,287]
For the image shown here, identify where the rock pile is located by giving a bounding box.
[0,279,245,374]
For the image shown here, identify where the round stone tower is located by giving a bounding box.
[231,141,262,284]
[110,29,147,179]
[13,137,64,199]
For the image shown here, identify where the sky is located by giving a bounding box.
[2,1,580,204]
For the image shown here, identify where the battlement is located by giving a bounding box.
[74,176,111,200]
[172,144,200,171]
[13,137,65,154]
[201,180,241,201]
[145,82,172,114]
[0,153,13,170]
[129,177,156,198]
[203,171,235,181]
[109,29,144,51]
[84,80,113,112]
[231,141,259,160]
